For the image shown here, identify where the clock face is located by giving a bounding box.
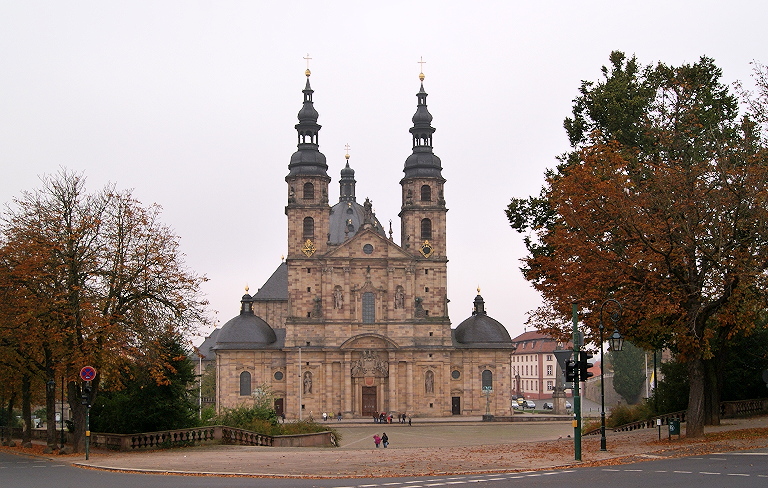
[302,239,316,257]
[420,240,434,258]
[363,243,374,254]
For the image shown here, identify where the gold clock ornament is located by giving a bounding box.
[420,239,434,258]
[301,238,316,257]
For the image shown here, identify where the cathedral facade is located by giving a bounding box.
[212,69,516,419]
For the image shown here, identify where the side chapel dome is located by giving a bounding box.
[214,292,277,349]
[454,292,512,344]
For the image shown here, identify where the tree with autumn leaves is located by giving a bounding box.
[0,169,208,452]
[507,52,768,438]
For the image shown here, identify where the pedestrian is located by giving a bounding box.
[382,432,389,448]
[408,415,412,426]
[373,434,381,448]
[322,412,328,422]
[337,411,342,421]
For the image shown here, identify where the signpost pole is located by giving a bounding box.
[572,302,582,461]
[79,366,96,461]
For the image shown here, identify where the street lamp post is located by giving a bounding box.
[599,299,623,451]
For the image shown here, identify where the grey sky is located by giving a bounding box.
[1,1,764,343]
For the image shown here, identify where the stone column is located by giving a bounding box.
[388,353,397,414]
[406,359,414,415]
[344,351,352,416]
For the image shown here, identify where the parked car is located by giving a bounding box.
[524,400,536,409]
[565,401,572,410]
[542,402,554,410]
[517,397,525,407]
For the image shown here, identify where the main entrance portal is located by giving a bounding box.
[362,386,377,416]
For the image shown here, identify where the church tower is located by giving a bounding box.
[285,68,331,326]
[399,69,449,319]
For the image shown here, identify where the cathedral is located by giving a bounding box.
[211,67,518,419]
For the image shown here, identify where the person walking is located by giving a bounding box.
[373,434,381,448]
[381,432,389,448]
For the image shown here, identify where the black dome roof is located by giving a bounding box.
[214,293,277,349]
[454,294,512,344]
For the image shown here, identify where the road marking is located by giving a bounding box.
[726,473,750,477]
[699,472,721,475]
[728,452,768,456]
[673,471,692,474]
[624,469,642,472]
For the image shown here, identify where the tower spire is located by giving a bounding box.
[288,57,328,178]
[339,146,356,203]
[403,60,443,180]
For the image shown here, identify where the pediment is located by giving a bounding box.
[340,333,399,350]
[324,228,412,260]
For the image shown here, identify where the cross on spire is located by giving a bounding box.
[304,53,312,77]
[418,56,426,81]
[344,143,351,159]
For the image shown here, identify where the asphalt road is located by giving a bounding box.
[4,448,768,488]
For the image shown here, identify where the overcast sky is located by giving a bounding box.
[1,2,765,345]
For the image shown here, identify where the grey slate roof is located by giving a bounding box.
[213,293,280,350]
[329,200,386,244]
[197,328,220,359]
[453,294,514,348]
[253,262,288,301]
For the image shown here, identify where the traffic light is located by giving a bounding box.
[579,351,594,380]
[565,358,577,382]
[81,385,92,406]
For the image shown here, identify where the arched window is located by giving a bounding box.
[362,292,375,323]
[421,185,432,202]
[239,371,252,396]
[421,218,432,240]
[303,216,314,238]
[481,369,493,389]
[303,182,314,200]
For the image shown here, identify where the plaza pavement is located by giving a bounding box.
[59,414,768,478]
[4,414,767,478]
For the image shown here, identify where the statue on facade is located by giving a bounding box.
[303,371,312,394]
[333,287,344,309]
[425,370,434,394]
[395,286,405,309]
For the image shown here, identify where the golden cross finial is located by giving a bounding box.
[245,284,250,293]
[304,53,312,77]
[418,56,426,81]
[344,143,351,160]
[477,285,481,294]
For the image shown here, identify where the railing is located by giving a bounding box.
[89,425,335,450]
[585,398,768,436]
[220,427,273,447]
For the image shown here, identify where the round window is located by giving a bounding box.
[274,371,284,381]
[451,370,461,379]
[363,244,374,254]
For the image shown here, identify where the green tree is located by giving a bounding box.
[91,335,198,434]
[609,341,646,404]
[507,52,768,437]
